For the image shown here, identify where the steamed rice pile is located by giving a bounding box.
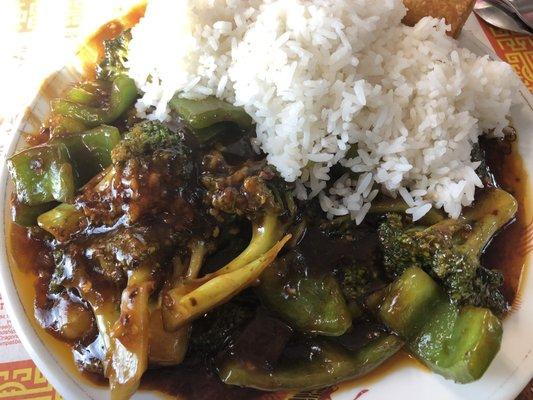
[127,0,519,222]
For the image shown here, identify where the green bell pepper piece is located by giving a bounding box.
[37,203,86,241]
[366,266,443,339]
[50,75,137,127]
[169,96,252,130]
[51,125,120,185]
[11,201,56,227]
[257,261,352,336]
[367,266,502,383]
[49,114,88,137]
[66,85,98,105]
[410,303,502,383]
[218,334,403,391]
[8,143,75,206]
[193,122,239,143]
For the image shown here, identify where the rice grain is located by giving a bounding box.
[127,0,519,221]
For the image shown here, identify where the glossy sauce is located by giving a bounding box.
[78,2,146,79]
[6,5,532,399]
[480,135,531,306]
[7,134,530,399]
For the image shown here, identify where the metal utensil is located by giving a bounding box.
[474,0,532,35]
[490,0,521,14]
[499,0,533,30]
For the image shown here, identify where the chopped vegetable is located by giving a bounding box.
[108,266,154,400]
[76,121,193,227]
[111,120,186,164]
[162,235,291,330]
[97,29,132,81]
[37,203,86,241]
[169,96,252,130]
[11,201,56,227]
[192,122,240,144]
[52,125,121,185]
[257,253,352,336]
[378,188,517,314]
[213,213,285,276]
[50,75,137,128]
[188,295,256,356]
[149,240,208,366]
[148,307,190,366]
[218,333,403,391]
[201,151,294,275]
[53,255,121,380]
[8,125,120,211]
[48,114,88,137]
[8,143,75,205]
[336,260,382,319]
[367,266,502,383]
[66,83,99,105]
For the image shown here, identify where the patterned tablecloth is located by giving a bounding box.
[0,1,532,399]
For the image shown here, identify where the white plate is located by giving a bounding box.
[0,31,531,400]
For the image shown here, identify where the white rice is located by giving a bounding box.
[127,0,519,221]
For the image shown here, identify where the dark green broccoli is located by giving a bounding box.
[37,121,194,236]
[338,263,381,305]
[111,120,188,164]
[188,295,257,356]
[201,150,292,218]
[97,29,132,81]
[378,188,517,315]
[200,150,295,274]
[159,151,294,332]
[312,210,385,318]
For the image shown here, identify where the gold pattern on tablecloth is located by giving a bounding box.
[0,360,62,399]
[476,16,533,91]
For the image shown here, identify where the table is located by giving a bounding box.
[0,1,531,399]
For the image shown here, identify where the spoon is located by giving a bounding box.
[474,0,532,35]
[497,0,533,30]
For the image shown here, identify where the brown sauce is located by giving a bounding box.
[5,4,532,398]
[142,364,270,400]
[7,134,530,399]
[336,351,427,392]
[480,135,531,307]
[77,2,146,79]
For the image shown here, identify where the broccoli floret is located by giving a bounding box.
[201,150,293,220]
[111,121,188,164]
[334,242,383,319]
[77,121,194,226]
[378,188,517,315]
[160,151,294,332]
[200,150,295,273]
[189,295,257,356]
[469,266,508,313]
[338,263,380,304]
[379,213,428,274]
[97,29,131,81]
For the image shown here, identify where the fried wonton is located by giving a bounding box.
[403,0,476,37]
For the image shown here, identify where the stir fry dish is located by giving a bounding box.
[6,13,526,400]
